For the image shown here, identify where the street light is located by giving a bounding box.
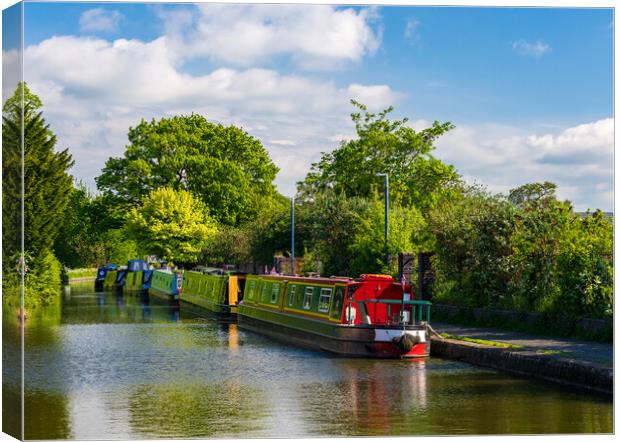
[376,173,389,267]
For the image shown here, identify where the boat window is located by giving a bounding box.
[261,282,269,303]
[288,285,297,307]
[303,287,313,310]
[318,288,332,313]
[270,283,280,304]
[329,286,345,320]
[246,280,256,301]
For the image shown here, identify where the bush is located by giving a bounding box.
[429,183,613,320]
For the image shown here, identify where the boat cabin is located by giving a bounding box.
[242,273,430,327]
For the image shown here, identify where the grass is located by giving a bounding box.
[66,268,98,279]
[439,333,524,349]
[535,349,574,357]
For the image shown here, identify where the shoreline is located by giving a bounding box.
[430,335,613,395]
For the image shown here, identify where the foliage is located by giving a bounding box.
[557,210,613,318]
[297,191,372,277]
[54,183,98,267]
[65,268,98,279]
[241,196,296,267]
[201,225,253,266]
[2,83,74,273]
[54,184,139,267]
[126,188,218,265]
[298,100,460,210]
[2,250,62,310]
[508,199,613,318]
[348,199,429,276]
[429,186,518,308]
[102,229,139,264]
[429,182,613,319]
[508,181,558,206]
[300,248,320,274]
[96,114,279,226]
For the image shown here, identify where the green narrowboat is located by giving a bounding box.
[180,271,245,317]
[148,269,183,299]
[237,273,431,358]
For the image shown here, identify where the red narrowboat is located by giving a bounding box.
[237,273,431,358]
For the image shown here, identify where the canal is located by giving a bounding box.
[3,285,612,438]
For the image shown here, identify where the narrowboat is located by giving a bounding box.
[237,273,432,358]
[148,269,183,299]
[180,270,245,317]
[103,259,152,292]
[95,263,118,291]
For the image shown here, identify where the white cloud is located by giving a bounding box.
[2,48,21,104]
[435,119,613,211]
[79,8,123,33]
[404,18,420,44]
[158,4,381,69]
[512,39,551,57]
[527,118,613,158]
[347,84,401,110]
[14,34,398,197]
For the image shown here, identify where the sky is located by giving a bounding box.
[2,2,614,211]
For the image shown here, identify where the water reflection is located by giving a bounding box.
[7,286,613,439]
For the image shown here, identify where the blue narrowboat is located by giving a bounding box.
[101,259,153,292]
[95,263,118,291]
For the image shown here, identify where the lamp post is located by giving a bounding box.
[291,196,295,275]
[376,173,389,267]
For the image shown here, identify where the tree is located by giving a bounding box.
[54,183,139,268]
[298,191,373,277]
[125,188,218,265]
[96,114,280,226]
[2,83,73,284]
[298,100,460,210]
[508,181,558,207]
[348,200,429,277]
[54,183,97,267]
[201,225,252,267]
[429,186,518,308]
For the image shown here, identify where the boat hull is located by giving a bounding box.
[237,304,429,358]
[149,286,179,300]
[179,292,236,318]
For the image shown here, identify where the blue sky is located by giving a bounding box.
[3,2,614,210]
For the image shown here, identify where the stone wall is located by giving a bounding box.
[430,336,612,395]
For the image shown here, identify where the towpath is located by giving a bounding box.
[430,321,613,394]
[433,321,613,367]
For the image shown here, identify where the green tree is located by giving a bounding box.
[96,114,280,226]
[298,191,373,277]
[508,181,558,206]
[54,183,97,267]
[429,186,518,308]
[557,210,613,318]
[201,225,252,267]
[125,188,218,265]
[245,197,295,267]
[54,183,139,268]
[298,100,459,210]
[2,83,73,301]
[349,200,429,276]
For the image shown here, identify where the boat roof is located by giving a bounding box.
[251,274,354,285]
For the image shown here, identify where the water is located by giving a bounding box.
[3,285,613,438]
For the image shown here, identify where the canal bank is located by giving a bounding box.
[431,322,613,395]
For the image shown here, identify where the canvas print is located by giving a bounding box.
[2,1,613,439]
